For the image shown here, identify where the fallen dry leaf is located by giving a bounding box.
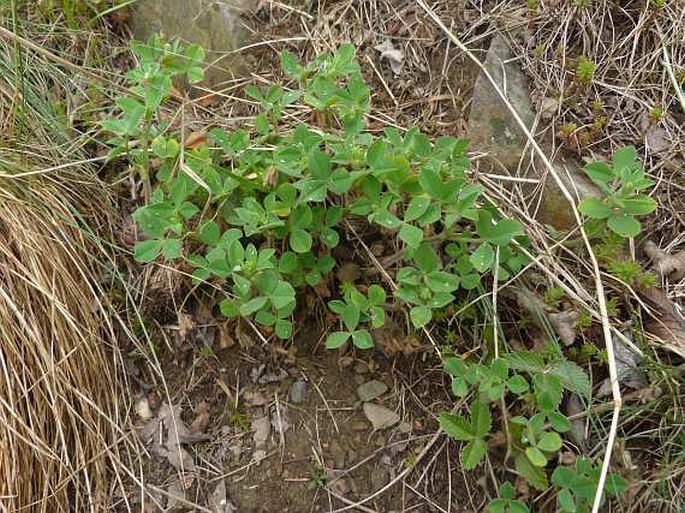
[208,480,238,513]
[637,285,685,358]
[510,287,579,346]
[539,96,560,120]
[216,321,235,349]
[374,40,405,75]
[244,390,268,407]
[548,310,580,346]
[597,332,644,397]
[184,131,207,150]
[645,126,669,154]
[135,396,152,421]
[190,401,211,434]
[177,311,195,341]
[644,240,685,281]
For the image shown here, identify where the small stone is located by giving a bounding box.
[251,415,270,448]
[363,403,400,430]
[356,380,389,402]
[354,362,370,374]
[289,380,308,404]
[354,375,366,385]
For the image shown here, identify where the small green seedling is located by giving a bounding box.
[326,284,386,349]
[438,399,492,469]
[102,34,204,198]
[552,457,627,513]
[487,482,530,513]
[578,145,656,237]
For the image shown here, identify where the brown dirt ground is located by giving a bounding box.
[121,319,487,512]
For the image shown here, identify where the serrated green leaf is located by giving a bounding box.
[374,210,402,229]
[470,242,494,273]
[326,331,350,349]
[613,145,637,172]
[352,329,374,349]
[199,221,220,245]
[471,400,492,437]
[367,284,386,304]
[404,196,431,222]
[399,223,424,248]
[607,214,641,238]
[419,168,444,199]
[621,196,656,216]
[534,373,563,411]
[443,357,466,377]
[525,446,548,467]
[275,319,293,339]
[548,411,572,433]
[550,360,591,398]
[219,298,240,318]
[578,197,612,219]
[583,161,614,184]
[410,305,432,328]
[134,240,162,262]
[505,351,546,374]
[487,218,522,246]
[507,374,529,394]
[341,304,360,332]
[152,136,180,158]
[515,452,549,490]
[438,413,472,440]
[412,243,440,273]
[557,489,576,512]
[537,431,563,452]
[255,113,270,135]
[426,271,459,292]
[551,467,577,488]
[461,438,487,470]
[161,238,182,259]
[451,377,468,397]
[281,50,304,79]
[270,281,295,310]
[240,296,268,316]
[290,228,313,253]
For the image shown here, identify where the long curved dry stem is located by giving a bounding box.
[415,2,622,510]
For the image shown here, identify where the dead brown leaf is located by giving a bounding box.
[643,240,685,281]
[190,401,211,434]
[216,321,235,349]
[184,131,207,150]
[637,285,685,358]
[510,287,579,346]
[177,311,195,341]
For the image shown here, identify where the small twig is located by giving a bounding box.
[365,54,398,108]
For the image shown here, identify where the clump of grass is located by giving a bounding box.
[0,7,130,512]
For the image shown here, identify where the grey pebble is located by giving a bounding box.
[289,379,308,404]
[356,380,388,402]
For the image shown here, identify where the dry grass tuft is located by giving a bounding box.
[0,11,129,512]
